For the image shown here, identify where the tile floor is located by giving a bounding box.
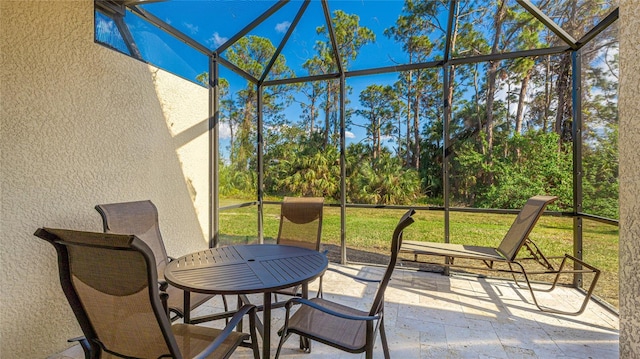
[49,264,619,359]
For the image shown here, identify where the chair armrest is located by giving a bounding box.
[285,297,380,322]
[67,336,87,343]
[327,267,382,283]
[193,304,257,359]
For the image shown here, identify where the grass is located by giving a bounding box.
[218,203,619,308]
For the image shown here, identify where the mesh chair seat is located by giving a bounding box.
[172,323,248,358]
[285,297,368,352]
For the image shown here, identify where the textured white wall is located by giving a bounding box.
[619,1,640,357]
[2,0,637,357]
[151,69,211,246]
[0,1,210,357]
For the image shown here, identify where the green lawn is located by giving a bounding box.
[218,203,619,308]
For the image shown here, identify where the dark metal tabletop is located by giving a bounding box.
[164,244,328,295]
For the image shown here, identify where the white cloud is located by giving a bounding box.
[209,32,228,48]
[275,21,291,34]
[183,22,198,35]
[96,17,116,35]
[218,120,231,139]
[345,131,355,139]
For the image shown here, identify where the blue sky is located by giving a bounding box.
[96,0,619,161]
[108,0,443,153]
[137,1,419,75]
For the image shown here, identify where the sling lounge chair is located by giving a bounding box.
[275,209,416,359]
[400,195,600,316]
[35,227,259,359]
[96,200,228,321]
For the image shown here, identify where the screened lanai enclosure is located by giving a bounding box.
[95,0,619,307]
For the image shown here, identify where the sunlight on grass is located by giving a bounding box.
[218,203,619,308]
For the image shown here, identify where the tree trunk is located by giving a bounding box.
[406,70,413,167]
[474,64,482,140]
[485,0,507,159]
[413,94,420,169]
[309,89,316,134]
[375,115,381,160]
[323,86,331,148]
[515,71,530,135]
[543,55,551,132]
[447,1,459,155]
[555,54,571,147]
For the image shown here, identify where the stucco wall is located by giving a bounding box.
[2,0,638,357]
[0,1,210,357]
[151,69,211,244]
[619,1,640,357]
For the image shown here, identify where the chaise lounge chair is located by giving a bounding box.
[400,195,600,316]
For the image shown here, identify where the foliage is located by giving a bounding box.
[218,162,256,198]
[267,130,341,198]
[582,124,619,218]
[215,2,619,220]
[471,131,573,210]
[346,144,421,205]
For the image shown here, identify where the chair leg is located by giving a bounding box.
[379,317,390,359]
[275,303,294,359]
[511,259,600,316]
[275,332,291,359]
[221,295,229,325]
[316,276,324,299]
[248,307,260,359]
[366,345,373,359]
[68,337,94,359]
[299,336,311,353]
[236,295,244,332]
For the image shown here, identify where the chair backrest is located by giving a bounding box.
[34,228,180,358]
[369,209,415,317]
[277,197,324,251]
[497,195,558,261]
[95,200,170,275]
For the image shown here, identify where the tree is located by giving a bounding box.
[537,0,617,147]
[355,84,396,160]
[385,0,437,169]
[306,10,375,148]
[224,35,295,172]
[504,5,545,135]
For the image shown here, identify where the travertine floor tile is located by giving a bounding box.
[49,264,619,359]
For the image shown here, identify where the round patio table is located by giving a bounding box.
[164,244,328,359]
